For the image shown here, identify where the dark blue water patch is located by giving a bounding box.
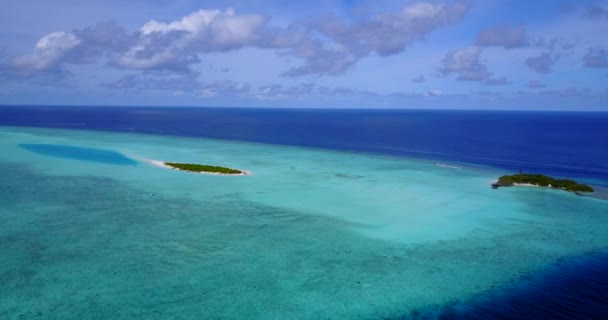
[2,106,608,183]
[19,144,137,166]
[402,252,608,320]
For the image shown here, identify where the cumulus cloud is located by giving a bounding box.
[102,74,139,90]
[72,22,136,64]
[256,83,376,99]
[283,0,470,76]
[11,32,80,75]
[6,9,272,76]
[438,46,492,81]
[116,9,269,72]
[330,1,468,56]
[319,86,377,96]
[282,83,316,96]
[475,25,528,49]
[525,52,559,74]
[583,47,608,68]
[279,41,361,77]
[6,22,136,78]
[257,83,321,99]
[102,71,203,91]
[201,80,250,96]
[257,84,284,98]
[9,2,471,81]
[102,73,252,98]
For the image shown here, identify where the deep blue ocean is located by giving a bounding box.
[2,106,608,183]
[1,105,607,319]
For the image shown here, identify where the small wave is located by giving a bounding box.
[434,163,462,169]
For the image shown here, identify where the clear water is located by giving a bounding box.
[1,125,607,319]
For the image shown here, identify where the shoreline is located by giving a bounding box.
[144,159,251,176]
[492,181,589,192]
[512,183,542,187]
[492,181,553,189]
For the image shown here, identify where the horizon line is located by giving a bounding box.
[2,104,607,113]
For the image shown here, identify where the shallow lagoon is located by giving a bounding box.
[1,126,607,319]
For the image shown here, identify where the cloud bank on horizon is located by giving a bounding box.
[1,0,607,110]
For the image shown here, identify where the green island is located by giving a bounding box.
[492,173,594,193]
[164,162,244,175]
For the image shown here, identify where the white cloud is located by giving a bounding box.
[7,2,471,80]
[257,84,284,98]
[284,0,470,76]
[476,25,529,49]
[201,80,250,96]
[525,52,559,74]
[438,45,492,81]
[12,32,80,72]
[101,72,203,91]
[117,9,268,71]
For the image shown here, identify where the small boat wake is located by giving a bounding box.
[434,163,462,169]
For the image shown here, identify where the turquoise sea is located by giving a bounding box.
[1,121,607,319]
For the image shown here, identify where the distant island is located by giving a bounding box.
[164,162,246,175]
[492,173,594,193]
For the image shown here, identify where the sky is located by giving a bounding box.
[1,0,607,110]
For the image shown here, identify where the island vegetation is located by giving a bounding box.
[164,162,244,174]
[492,173,594,193]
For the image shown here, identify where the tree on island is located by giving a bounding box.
[164,162,244,174]
[495,173,594,193]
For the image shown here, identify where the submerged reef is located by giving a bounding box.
[19,143,137,166]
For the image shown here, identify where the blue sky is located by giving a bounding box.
[1,0,607,110]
